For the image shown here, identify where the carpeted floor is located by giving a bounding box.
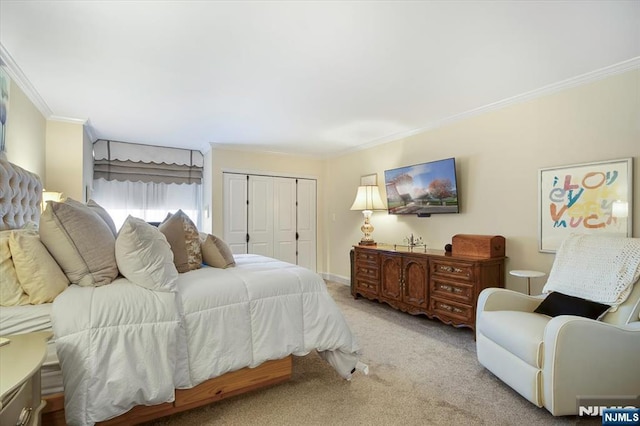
[147,282,599,425]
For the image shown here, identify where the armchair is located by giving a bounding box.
[476,237,640,416]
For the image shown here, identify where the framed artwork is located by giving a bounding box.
[538,158,633,253]
[0,67,9,154]
[360,173,377,186]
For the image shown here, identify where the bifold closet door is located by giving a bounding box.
[273,177,297,265]
[247,175,274,257]
[296,179,316,271]
[223,172,316,271]
[223,173,248,254]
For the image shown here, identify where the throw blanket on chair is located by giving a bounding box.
[543,234,640,310]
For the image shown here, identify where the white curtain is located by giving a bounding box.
[92,178,202,231]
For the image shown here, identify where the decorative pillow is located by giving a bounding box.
[534,291,611,320]
[200,233,236,269]
[9,231,69,304]
[159,210,202,273]
[39,198,119,286]
[87,199,118,236]
[116,215,178,292]
[0,230,29,306]
[64,198,118,237]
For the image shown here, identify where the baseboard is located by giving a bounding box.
[320,272,350,286]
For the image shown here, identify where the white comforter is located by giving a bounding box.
[52,254,360,426]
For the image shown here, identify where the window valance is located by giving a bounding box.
[93,140,203,184]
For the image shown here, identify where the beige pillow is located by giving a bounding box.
[64,198,118,237]
[39,198,119,286]
[0,230,29,306]
[10,231,69,304]
[159,210,202,273]
[200,233,236,269]
[116,216,178,292]
[87,199,118,236]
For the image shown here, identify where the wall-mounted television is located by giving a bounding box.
[384,157,459,216]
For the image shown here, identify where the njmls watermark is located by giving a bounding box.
[577,396,640,425]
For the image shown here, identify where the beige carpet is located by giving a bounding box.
[147,282,598,426]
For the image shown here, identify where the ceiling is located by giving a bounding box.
[1,1,639,157]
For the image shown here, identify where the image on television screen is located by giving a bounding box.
[384,157,459,215]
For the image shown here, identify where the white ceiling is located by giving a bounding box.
[1,1,639,157]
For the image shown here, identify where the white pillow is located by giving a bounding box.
[116,216,178,292]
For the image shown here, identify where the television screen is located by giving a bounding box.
[384,157,459,216]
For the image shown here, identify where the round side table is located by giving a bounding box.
[509,270,546,295]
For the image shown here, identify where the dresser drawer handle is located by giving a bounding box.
[17,407,32,426]
[438,265,463,273]
[439,303,465,314]
[438,284,464,294]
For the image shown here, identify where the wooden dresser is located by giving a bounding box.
[350,244,505,330]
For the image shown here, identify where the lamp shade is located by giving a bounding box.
[41,190,64,212]
[350,185,386,211]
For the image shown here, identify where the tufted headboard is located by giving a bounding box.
[0,158,43,230]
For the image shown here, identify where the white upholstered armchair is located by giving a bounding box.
[476,235,640,416]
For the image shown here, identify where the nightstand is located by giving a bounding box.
[0,331,51,426]
[509,270,546,295]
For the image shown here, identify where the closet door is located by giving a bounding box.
[223,173,248,254]
[248,175,274,257]
[297,179,317,271]
[273,177,297,265]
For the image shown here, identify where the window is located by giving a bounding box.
[92,179,202,230]
[91,140,204,230]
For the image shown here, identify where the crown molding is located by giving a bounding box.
[83,119,97,142]
[209,142,321,159]
[48,115,88,125]
[48,115,96,142]
[330,57,640,158]
[1,42,95,138]
[0,42,53,118]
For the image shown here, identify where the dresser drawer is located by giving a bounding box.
[354,278,378,296]
[0,378,35,426]
[430,277,474,304]
[430,259,474,282]
[429,296,474,324]
[355,263,379,280]
[355,250,378,265]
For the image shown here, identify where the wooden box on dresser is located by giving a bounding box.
[350,244,505,330]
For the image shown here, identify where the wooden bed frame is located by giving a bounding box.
[42,356,292,425]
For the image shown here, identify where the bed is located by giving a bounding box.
[0,158,362,426]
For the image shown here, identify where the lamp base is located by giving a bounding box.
[359,240,377,246]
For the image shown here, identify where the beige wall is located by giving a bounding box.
[325,69,640,293]
[209,146,326,271]
[3,79,92,200]
[4,79,46,177]
[45,120,85,200]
